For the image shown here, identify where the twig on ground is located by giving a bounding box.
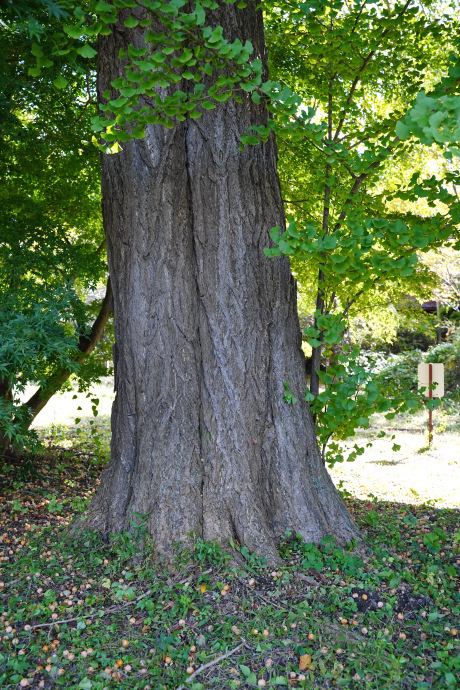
[255,590,288,610]
[31,587,153,629]
[322,620,362,641]
[31,567,213,629]
[176,643,245,689]
[294,572,320,586]
[176,567,212,586]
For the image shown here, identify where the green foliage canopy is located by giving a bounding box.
[0,9,108,450]
[262,0,460,461]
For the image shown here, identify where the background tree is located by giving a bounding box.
[0,7,112,453]
[261,0,460,461]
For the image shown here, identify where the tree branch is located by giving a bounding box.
[177,644,245,689]
[332,138,400,233]
[96,238,107,255]
[333,0,413,142]
[21,277,112,425]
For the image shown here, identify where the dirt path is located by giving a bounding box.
[330,429,460,508]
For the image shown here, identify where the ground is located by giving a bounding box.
[0,381,458,689]
[333,420,460,509]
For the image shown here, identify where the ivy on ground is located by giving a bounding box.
[0,423,459,689]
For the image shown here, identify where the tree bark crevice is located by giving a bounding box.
[184,110,207,538]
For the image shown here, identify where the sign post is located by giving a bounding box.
[417,363,444,444]
[428,363,433,443]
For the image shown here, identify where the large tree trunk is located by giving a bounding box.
[79,2,358,563]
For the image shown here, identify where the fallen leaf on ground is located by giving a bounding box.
[299,653,312,671]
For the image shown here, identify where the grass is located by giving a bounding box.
[0,420,459,689]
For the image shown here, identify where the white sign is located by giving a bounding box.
[417,363,444,398]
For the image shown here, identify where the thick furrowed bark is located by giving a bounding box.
[77,2,359,562]
[82,107,204,545]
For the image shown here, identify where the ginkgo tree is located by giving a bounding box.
[18,0,363,560]
[7,0,460,560]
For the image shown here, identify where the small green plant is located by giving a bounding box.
[12,499,28,514]
[16,458,39,481]
[193,538,228,567]
[239,545,267,569]
[239,664,258,686]
[453,531,460,550]
[423,528,447,552]
[300,542,324,572]
[128,510,152,541]
[108,510,154,560]
[321,536,364,577]
[70,495,89,512]
[178,592,194,616]
[47,496,63,514]
[228,538,267,569]
[365,510,380,527]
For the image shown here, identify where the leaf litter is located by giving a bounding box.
[0,422,459,689]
